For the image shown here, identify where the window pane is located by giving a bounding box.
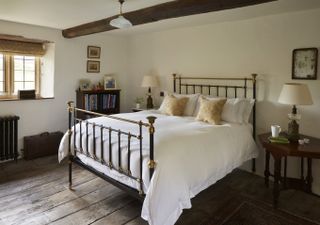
[25,56,35,60]
[24,82,35,90]
[0,54,3,71]
[14,58,24,71]
[25,71,35,82]
[0,71,3,81]
[0,82,3,92]
[14,82,24,93]
[25,59,35,71]
[14,70,24,81]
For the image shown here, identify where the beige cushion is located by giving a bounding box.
[196,97,227,125]
[160,95,189,116]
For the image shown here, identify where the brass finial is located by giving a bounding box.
[147,116,156,134]
[67,101,74,112]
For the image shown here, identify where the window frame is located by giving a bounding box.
[0,54,5,93]
[0,54,40,98]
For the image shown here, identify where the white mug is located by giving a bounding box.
[271,125,281,138]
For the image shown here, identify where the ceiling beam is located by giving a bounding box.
[62,0,277,38]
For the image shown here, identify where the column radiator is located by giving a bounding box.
[0,116,19,161]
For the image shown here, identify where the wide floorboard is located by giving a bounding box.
[0,156,319,225]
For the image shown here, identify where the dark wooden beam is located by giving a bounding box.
[62,0,277,38]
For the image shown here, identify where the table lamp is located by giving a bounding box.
[278,83,313,142]
[141,75,159,109]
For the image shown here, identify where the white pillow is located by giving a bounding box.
[242,98,255,123]
[193,96,255,124]
[159,93,199,116]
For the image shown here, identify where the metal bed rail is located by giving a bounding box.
[67,102,156,197]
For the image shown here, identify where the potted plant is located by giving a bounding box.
[135,97,144,109]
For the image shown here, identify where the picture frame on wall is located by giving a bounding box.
[292,48,318,80]
[79,79,91,90]
[87,60,100,73]
[104,76,117,89]
[87,46,101,59]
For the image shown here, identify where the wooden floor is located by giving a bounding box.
[0,156,319,225]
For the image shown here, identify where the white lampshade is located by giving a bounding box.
[110,15,132,29]
[278,83,313,105]
[141,75,159,88]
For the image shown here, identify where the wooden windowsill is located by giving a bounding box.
[0,96,54,102]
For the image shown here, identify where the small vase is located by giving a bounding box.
[136,103,141,109]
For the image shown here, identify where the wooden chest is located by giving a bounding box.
[24,132,64,160]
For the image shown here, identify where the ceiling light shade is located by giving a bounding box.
[110,0,132,29]
[110,15,132,29]
[278,83,313,105]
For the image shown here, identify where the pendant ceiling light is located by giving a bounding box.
[110,0,132,29]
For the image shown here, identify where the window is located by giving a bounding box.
[0,54,4,93]
[0,54,40,97]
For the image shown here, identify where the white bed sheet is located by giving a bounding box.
[58,110,258,225]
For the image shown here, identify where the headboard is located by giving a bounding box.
[172,73,258,172]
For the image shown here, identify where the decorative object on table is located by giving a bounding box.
[79,79,91,90]
[87,46,101,59]
[134,97,144,109]
[141,75,159,109]
[268,136,290,144]
[110,0,132,29]
[278,83,313,142]
[18,90,36,99]
[104,76,117,89]
[271,125,281,138]
[87,60,100,73]
[292,48,318,80]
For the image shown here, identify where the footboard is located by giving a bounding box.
[66,101,156,198]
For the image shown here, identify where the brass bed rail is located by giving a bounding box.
[67,101,156,197]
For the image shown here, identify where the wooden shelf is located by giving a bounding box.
[76,89,121,119]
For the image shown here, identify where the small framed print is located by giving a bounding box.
[87,46,101,58]
[79,79,91,90]
[292,48,318,80]
[87,60,100,73]
[104,76,117,89]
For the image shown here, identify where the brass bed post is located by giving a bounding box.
[252,73,258,173]
[67,101,74,189]
[147,116,157,181]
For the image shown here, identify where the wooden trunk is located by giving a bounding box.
[24,132,64,160]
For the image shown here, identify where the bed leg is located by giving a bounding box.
[252,159,256,173]
[69,159,72,189]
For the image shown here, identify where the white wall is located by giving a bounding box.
[0,20,129,155]
[126,9,320,194]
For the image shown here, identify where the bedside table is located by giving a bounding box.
[259,133,320,208]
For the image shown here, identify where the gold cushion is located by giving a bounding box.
[160,95,189,116]
[196,97,227,125]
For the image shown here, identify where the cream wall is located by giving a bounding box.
[0,20,129,155]
[126,9,320,194]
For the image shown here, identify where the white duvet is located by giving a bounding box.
[58,110,258,225]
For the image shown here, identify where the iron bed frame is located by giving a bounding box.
[66,73,257,201]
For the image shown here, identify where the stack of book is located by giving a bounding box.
[84,94,98,111]
[268,136,290,144]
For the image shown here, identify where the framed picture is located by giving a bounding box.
[104,76,117,89]
[87,46,101,58]
[292,48,318,80]
[87,60,100,73]
[79,79,91,90]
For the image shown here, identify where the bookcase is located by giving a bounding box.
[76,89,121,119]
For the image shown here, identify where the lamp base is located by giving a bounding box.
[146,95,153,109]
[288,119,299,143]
